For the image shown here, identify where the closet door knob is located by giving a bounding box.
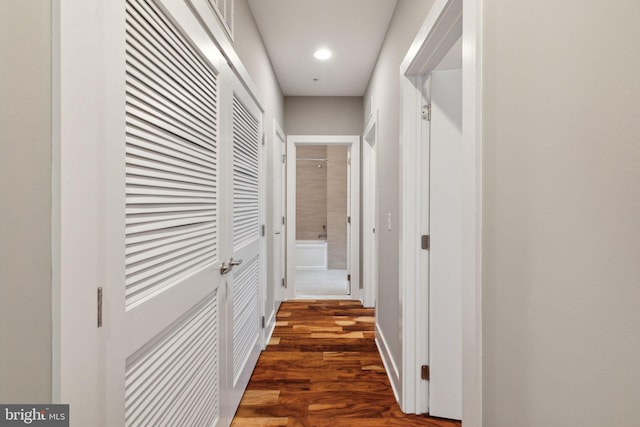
[220,257,243,275]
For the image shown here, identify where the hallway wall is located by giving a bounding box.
[296,146,328,240]
[482,0,640,425]
[284,96,361,283]
[0,0,52,403]
[235,0,285,138]
[284,96,363,135]
[363,0,435,396]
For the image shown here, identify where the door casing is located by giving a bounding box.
[285,135,361,301]
[269,119,286,334]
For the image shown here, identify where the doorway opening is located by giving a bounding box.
[286,135,361,301]
[295,144,349,295]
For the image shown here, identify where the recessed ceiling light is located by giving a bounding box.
[314,48,332,60]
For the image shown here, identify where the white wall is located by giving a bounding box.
[0,0,52,402]
[283,96,362,293]
[284,96,363,135]
[363,0,434,387]
[234,0,284,128]
[483,0,640,425]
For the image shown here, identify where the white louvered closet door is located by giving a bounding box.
[221,74,264,414]
[111,0,228,425]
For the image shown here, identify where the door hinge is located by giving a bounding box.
[422,104,431,121]
[282,278,287,288]
[262,133,266,146]
[261,316,265,328]
[421,365,430,380]
[421,234,430,250]
[97,287,103,328]
[347,216,351,224]
[282,154,286,163]
[347,273,351,282]
[282,216,286,225]
[262,224,266,237]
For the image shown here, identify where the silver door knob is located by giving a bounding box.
[220,257,243,275]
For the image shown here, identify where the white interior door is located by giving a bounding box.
[112,0,228,425]
[223,76,264,413]
[428,69,463,420]
[362,118,378,308]
[272,123,286,308]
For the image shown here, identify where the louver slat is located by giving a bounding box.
[232,96,260,250]
[127,0,215,92]
[125,292,219,427]
[232,256,260,383]
[126,124,217,170]
[210,0,234,38]
[125,0,218,308]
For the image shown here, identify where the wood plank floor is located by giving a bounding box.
[231,300,462,427]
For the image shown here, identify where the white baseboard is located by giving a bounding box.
[263,307,277,349]
[375,322,401,403]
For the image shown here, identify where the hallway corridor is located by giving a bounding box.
[231,300,461,426]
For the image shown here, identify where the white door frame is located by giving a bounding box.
[399,0,483,424]
[285,135,361,301]
[52,1,104,422]
[269,119,286,333]
[362,113,379,308]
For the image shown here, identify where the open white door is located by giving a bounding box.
[272,122,287,309]
[428,69,463,419]
[400,0,482,421]
[362,115,378,308]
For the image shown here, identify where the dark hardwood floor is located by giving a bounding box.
[231,300,461,427]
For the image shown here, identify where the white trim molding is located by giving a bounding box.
[461,0,484,424]
[52,0,108,422]
[375,323,401,403]
[188,0,263,113]
[270,119,286,322]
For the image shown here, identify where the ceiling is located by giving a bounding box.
[247,0,398,97]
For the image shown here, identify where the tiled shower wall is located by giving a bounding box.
[327,146,348,269]
[296,145,327,240]
[295,145,348,269]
